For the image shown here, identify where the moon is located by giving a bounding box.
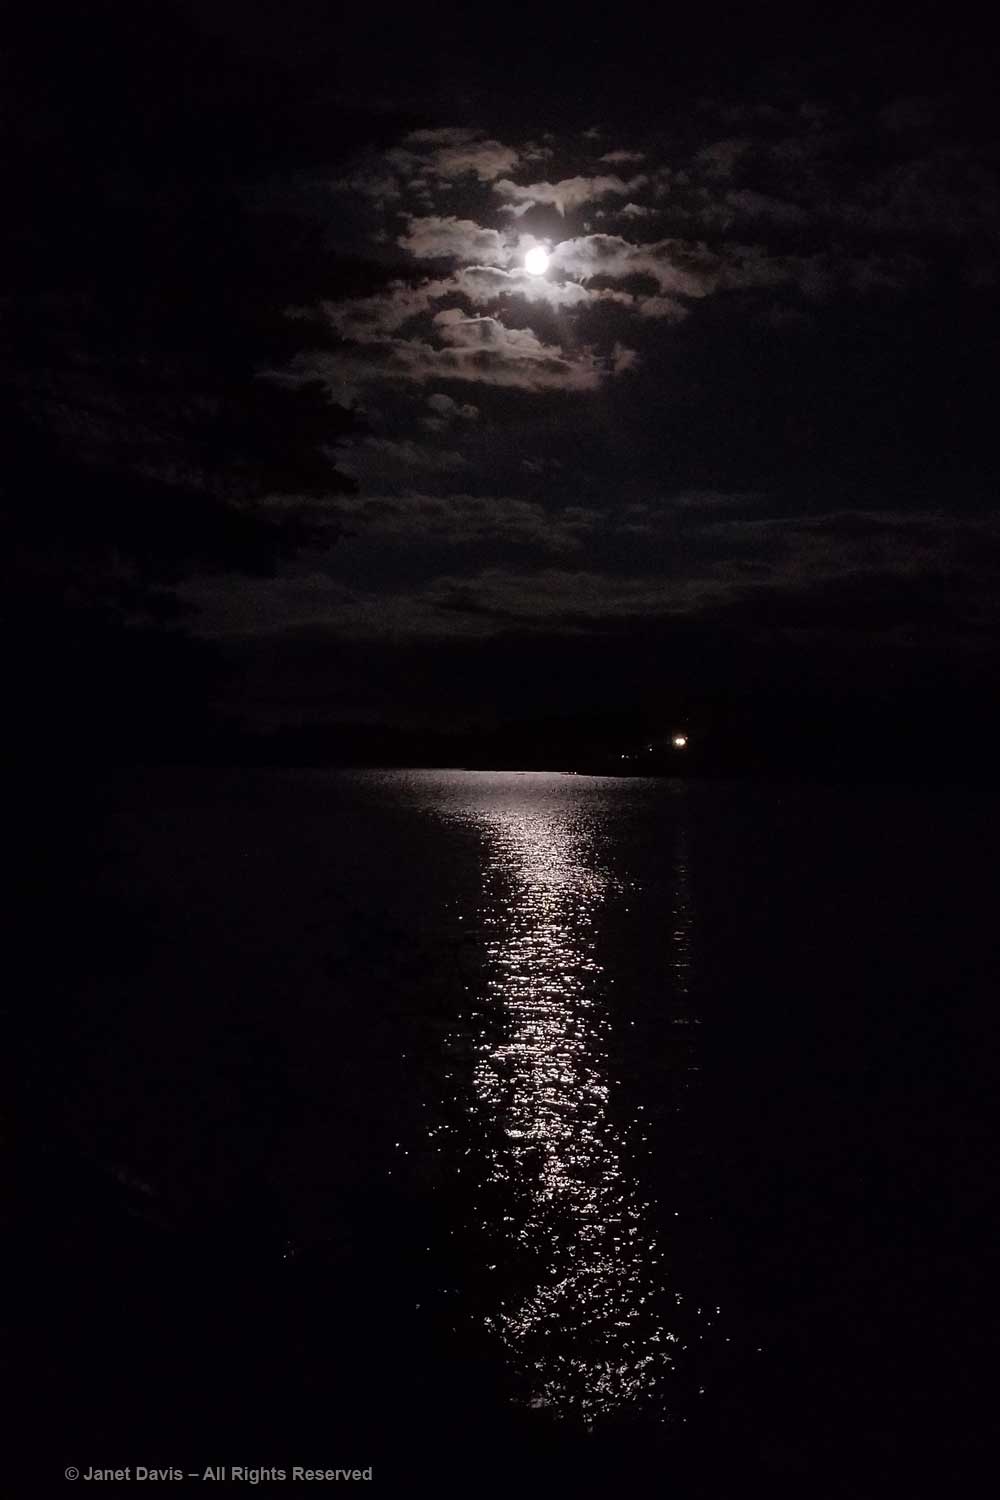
[524,246,549,276]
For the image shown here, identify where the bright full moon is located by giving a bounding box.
[524,246,549,276]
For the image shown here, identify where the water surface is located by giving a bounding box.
[36,767,995,1485]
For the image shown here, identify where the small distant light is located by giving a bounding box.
[672,734,688,748]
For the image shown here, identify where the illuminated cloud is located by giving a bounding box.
[445,263,636,312]
[398,215,512,264]
[497,198,536,218]
[552,234,717,296]
[291,325,607,396]
[312,282,440,338]
[494,173,648,216]
[399,127,521,181]
[635,295,689,320]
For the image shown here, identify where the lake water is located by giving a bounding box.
[25,768,995,1489]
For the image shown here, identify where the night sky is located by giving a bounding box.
[7,0,998,745]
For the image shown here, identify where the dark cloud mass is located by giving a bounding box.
[8,0,999,737]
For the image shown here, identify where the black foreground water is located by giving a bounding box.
[12,768,995,1493]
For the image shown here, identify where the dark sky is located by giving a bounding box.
[9,0,999,733]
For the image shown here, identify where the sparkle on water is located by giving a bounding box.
[426,772,714,1425]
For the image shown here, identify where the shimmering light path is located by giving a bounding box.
[428,772,709,1424]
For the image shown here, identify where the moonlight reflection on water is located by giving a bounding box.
[436,775,710,1424]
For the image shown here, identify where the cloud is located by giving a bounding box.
[442,262,636,312]
[687,511,1000,621]
[290,322,608,396]
[722,190,809,226]
[668,489,766,510]
[552,234,717,296]
[427,392,480,420]
[635,295,689,320]
[397,215,512,264]
[320,492,597,553]
[310,267,619,338]
[183,501,1000,647]
[310,261,613,340]
[425,567,718,624]
[494,174,648,216]
[340,436,469,481]
[429,310,611,387]
[497,198,536,218]
[189,561,693,642]
[445,263,567,303]
[842,149,1000,238]
[599,150,646,165]
[620,202,654,219]
[403,127,479,146]
[678,189,811,234]
[399,128,521,181]
[693,139,752,180]
[311,282,439,338]
[611,342,640,374]
[428,141,521,182]
[546,233,919,305]
[308,252,656,375]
